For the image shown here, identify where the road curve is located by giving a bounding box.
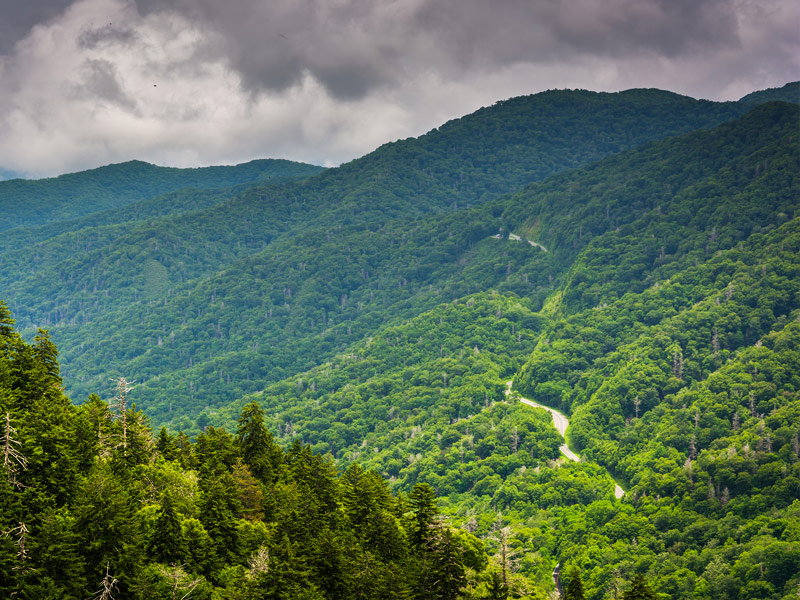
[506,381,624,499]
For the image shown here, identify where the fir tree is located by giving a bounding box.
[237,401,282,485]
[564,566,586,600]
[409,483,437,550]
[156,427,179,462]
[486,570,509,600]
[149,491,184,564]
[623,573,658,600]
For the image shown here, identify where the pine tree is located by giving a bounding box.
[419,520,467,600]
[622,573,658,600]
[237,401,282,485]
[486,570,509,600]
[564,566,586,600]
[30,507,88,598]
[232,458,265,521]
[0,301,16,349]
[156,427,179,462]
[149,491,184,564]
[198,473,240,563]
[409,483,437,550]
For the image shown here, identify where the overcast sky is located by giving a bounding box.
[0,0,797,178]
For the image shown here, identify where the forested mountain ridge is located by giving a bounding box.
[737,81,799,105]
[201,101,799,599]
[0,158,325,233]
[1,85,799,599]
[0,88,771,423]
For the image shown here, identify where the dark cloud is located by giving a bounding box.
[130,0,744,100]
[0,0,76,53]
[77,22,139,49]
[75,58,139,111]
[0,0,796,177]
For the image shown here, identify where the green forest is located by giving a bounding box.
[1,83,798,599]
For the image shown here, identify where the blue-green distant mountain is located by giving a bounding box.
[0,158,324,232]
[738,80,799,105]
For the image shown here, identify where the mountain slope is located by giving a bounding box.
[1,85,798,600]
[0,158,324,233]
[1,88,762,417]
[738,80,799,105]
[208,102,800,599]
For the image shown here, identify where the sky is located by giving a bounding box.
[0,0,797,178]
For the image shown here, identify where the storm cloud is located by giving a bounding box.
[0,0,797,177]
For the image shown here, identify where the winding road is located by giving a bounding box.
[505,381,625,499]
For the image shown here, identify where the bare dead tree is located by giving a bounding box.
[489,525,521,591]
[3,522,30,578]
[111,377,134,455]
[511,427,519,454]
[247,546,270,579]
[2,412,27,488]
[93,563,119,600]
[158,563,202,600]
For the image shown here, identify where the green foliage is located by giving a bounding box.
[623,573,658,600]
[0,158,324,233]
[1,88,756,429]
[738,81,799,105]
[2,86,798,600]
[564,566,587,600]
[0,311,496,598]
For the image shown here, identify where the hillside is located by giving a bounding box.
[1,85,798,599]
[0,310,502,599]
[738,81,800,105]
[1,88,760,420]
[201,102,799,599]
[0,158,324,233]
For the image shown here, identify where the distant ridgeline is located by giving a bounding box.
[0,158,325,232]
[1,83,799,599]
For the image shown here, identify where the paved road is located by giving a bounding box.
[507,381,625,499]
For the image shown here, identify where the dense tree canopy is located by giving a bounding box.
[1,86,798,599]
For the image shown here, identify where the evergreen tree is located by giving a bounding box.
[486,570,509,600]
[29,507,88,599]
[232,458,265,521]
[623,573,658,600]
[148,490,184,564]
[155,427,179,462]
[174,430,196,469]
[199,472,240,564]
[564,566,586,600]
[0,301,16,350]
[409,483,438,550]
[237,401,282,485]
[417,521,467,600]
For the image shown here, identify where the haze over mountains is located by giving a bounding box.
[1,80,799,599]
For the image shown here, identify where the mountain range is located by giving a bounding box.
[1,80,798,599]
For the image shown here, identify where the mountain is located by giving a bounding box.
[738,81,800,105]
[0,158,325,233]
[208,101,799,599]
[1,88,760,422]
[1,84,798,599]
